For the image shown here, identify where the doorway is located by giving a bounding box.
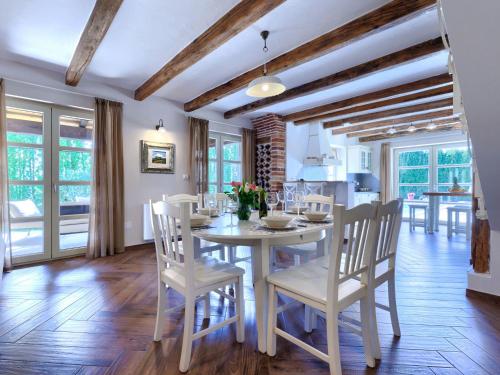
[6,98,94,264]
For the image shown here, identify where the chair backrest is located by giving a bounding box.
[163,193,202,213]
[373,199,403,268]
[327,203,379,302]
[304,182,325,195]
[150,200,195,287]
[283,182,302,211]
[303,194,335,213]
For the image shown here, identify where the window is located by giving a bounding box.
[208,132,242,193]
[394,142,472,221]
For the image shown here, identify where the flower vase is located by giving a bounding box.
[237,201,251,221]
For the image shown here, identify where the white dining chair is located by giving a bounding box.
[150,200,245,372]
[267,203,379,375]
[163,193,226,260]
[304,182,325,195]
[276,194,335,266]
[367,199,404,358]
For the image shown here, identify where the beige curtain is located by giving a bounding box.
[242,128,255,183]
[1,79,12,272]
[87,98,124,259]
[380,143,391,204]
[188,117,209,194]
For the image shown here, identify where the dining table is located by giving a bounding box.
[191,211,332,353]
[422,191,472,233]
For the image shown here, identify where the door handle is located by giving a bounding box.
[53,184,57,193]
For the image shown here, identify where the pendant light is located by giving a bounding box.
[426,122,437,130]
[407,124,416,132]
[386,127,397,135]
[246,31,286,98]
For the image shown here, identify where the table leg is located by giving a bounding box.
[428,197,434,234]
[193,237,201,258]
[434,198,440,232]
[251,239,270,353]
[316,232,326,258]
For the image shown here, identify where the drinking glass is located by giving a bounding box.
[226,195,238,227]
[204,193,217,216]
[266,193,278,216]
[294,191,305,216]
[276,191,284,212]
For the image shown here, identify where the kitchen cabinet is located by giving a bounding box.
[347,145,372,174]
[353,192,379,206]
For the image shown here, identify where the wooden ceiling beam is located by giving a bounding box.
[184,0,437,112]
[294,84,452,125]
[331,109,455,134]
[223,37,445,118]
[65,0,123,86]
[134,0,285,101]
[323,97,452,128]
[284,73,451,123]
[358,123,463,142]
[346,118,458,138]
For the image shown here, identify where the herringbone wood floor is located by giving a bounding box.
[1,223,499,374]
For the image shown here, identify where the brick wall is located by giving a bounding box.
[252,114,286,192]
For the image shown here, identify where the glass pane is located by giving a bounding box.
[209,137,217,159]
[437,146,471,165]
[7,146,43,181]
[398,150,429,167]
[208,184,217,193]
[10,221,44,258]
[59,116,93,149]
[59,218,89,251]
[223,139,241,161]
[222,184,233,193]
[6,107,43,145]
[59,151,92,181]
[59,185,90,216]
[398,185,430,201]
[399,168,429,184]
[9,185,44,216]
[208,161,217,183]
[437,167,472,184]
[223,162,241,184]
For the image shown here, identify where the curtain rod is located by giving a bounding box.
[185,114,252,129]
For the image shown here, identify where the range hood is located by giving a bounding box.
[303,123,341,166]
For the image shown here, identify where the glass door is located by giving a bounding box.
[6,98,94,264]
[51,108,93,258]
[207,132,242,193]
[6,100,52,263]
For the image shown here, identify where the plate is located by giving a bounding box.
[299,216,332,223]
[258,223,298,231]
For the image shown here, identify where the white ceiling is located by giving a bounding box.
[0,0,446,120]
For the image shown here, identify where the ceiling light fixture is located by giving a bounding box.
[426,122,437,130]
[407,124,416,132]
[246,31,286,98]
[155,119,166,133]
[386,127,397,135]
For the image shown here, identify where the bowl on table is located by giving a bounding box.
[303,211,329,222]
[190,214,209,227]
[198,207,219,217]
[261,215,294,229]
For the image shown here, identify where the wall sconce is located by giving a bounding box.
[155,119,166,133]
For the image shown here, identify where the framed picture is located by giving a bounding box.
[140,141,175,174]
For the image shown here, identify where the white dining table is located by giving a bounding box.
[191,212,332,353]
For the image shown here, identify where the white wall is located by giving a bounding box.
[0,58,249,247]
[442,0,500,296]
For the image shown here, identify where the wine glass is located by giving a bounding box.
[226,195,238,227]
[266,193,278,216]
[204,193,217,217]
[294,191,305,217]
[276,191,284,212]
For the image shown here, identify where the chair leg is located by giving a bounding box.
[220,247,226,261]
[203,293,211,320]
[447,211,452,238]
[153,282,166,341]
[235,276,245,343]
[466,212,471,240]
[368,288,381,359]
[179,295,195,373]
[326,308,342,375]
[360,297,376,368]
[293,254,301,266]
[388,277,401,337]
[304,305,313,333]
[267,284,278,356]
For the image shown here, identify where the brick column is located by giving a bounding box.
[251,114,286,192]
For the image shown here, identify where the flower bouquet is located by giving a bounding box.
[230,180,258,220]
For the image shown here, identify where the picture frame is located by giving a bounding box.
[140,140,175,174]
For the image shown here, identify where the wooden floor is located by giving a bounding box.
[1,223,499,375]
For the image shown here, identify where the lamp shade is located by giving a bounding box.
[246,75,286,98]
